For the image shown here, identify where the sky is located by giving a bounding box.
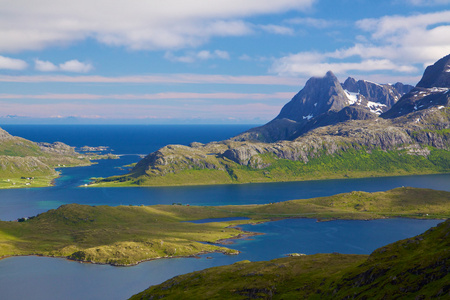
[0,0,450,124]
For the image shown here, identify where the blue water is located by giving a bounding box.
[0,218,442,300]
[0,125,448,300]
[1,124,255,155]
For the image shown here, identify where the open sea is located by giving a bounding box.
[0,125,448,300]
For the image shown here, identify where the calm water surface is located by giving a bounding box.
[0,125,448,299]
[0,218,442,300]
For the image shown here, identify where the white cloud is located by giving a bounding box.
[271,52,416,77]
[59,60,93,73]
[0,55,27,70]
[0,0,315,52]
[34,59,93,72]
[272,11,450,79]
[165,50,230,63]
[34,59,58,72]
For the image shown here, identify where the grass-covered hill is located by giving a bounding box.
[0,187,448,266]
[93,55,450,188]
[0,127,92,188]
[130,218,450,299]
[92,106,450,187]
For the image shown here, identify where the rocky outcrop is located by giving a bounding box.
[275,71,350,122]
[416,53,450,88]
[0,127,91,180]
[342,77,412,109]
[383,54,450,119]
[38,142,78,156]
[233,71,412,143]
[105,54,450,186]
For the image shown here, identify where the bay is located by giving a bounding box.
[0,125,448,300]
[1,125,449,221]
[0,218,442,300]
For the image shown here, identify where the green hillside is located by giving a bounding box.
[0,127,91,188]
[0,188,448,266]
[132,219,450,299]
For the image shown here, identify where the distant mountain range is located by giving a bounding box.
[94,54,450,187]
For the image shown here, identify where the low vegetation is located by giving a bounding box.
[131,219,450,299]
[91,146,450,187]
[0,127,109,188]
[0,188,448,266]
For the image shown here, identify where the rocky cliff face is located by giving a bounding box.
[233,71,412,143]
[108,54,450,186]
[342,77,413,110]
[275,71,350,122]
[382,54,450,119]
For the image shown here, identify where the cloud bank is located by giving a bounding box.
[0,0,314,52]
[271,10,450,77]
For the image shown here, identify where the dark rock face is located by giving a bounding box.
[393,82,414,95]
[290,106,377,139]
[382,54,450,119]
[233,72,412,143]
[416,54,450,88]
[342,77,412,108]
[275,71,349,122]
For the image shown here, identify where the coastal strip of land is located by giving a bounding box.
[0,187,448,266]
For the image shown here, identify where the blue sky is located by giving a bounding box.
[1,0,449,124]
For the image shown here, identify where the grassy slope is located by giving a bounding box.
[0,131,91,188]
[0,188,448,265]
[130,219,450,300]
[91,147,450,187]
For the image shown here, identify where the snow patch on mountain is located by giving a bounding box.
[344,89,359,105]
[367,101,387,115]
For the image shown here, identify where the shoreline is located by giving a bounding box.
[87,170,450,188]
[1,216,446,267]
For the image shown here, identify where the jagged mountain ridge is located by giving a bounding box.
[233,71,413,143]
[97,54,450,187]
[382,54,450,119]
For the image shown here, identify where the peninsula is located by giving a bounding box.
[131,218,450,299]
[93,54,450,188]
[0,127,118,189]
[0,187,448,266]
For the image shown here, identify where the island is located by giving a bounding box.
[92,54,450,188]
[0,187,448,266]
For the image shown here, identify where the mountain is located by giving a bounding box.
[94,55,450,188]
[0,127,91,188]
[131,219,450,299]
[233,71,412,143]
[382,54,450,119]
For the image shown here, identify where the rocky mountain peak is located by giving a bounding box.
[341,77,412,110]
[416,53,450,88]
[382,54,450,119]
[274,70,349,123]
